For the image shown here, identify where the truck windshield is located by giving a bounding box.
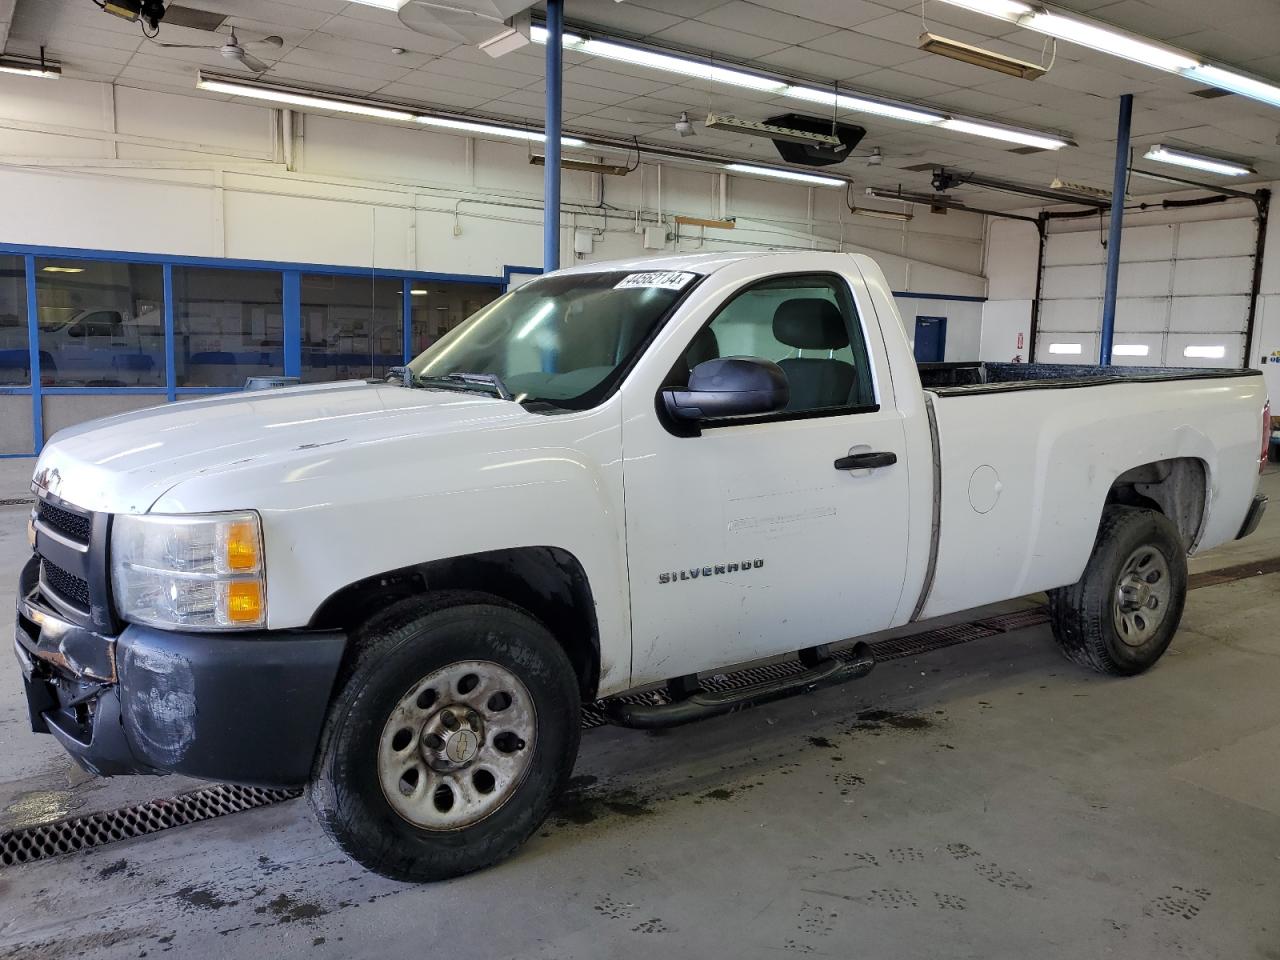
[406,270,698,408]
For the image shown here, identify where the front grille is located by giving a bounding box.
[41,559,91,610]
[38,500,92,543]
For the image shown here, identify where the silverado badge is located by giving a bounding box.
[658,559,764,584]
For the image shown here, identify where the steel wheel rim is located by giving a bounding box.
[1112,546,1172,647]
[377,659,537,831]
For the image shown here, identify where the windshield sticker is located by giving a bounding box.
[614,271,697,291]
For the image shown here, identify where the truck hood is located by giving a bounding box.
[31,380,528,514]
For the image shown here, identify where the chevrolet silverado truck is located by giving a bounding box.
[15,251,1270,881]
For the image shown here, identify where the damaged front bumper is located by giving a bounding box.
[15,556,347,787]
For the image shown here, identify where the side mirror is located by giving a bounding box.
[662,356,790,422]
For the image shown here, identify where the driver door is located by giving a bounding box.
[621,270,910,686]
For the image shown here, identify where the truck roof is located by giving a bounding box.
[553,250,814,277]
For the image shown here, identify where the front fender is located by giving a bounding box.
[150,403,632,694]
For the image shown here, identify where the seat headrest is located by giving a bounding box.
[772,298,849,351]
[685,326,720,369]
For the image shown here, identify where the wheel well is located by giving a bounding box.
[1105,457,1207,549]
[310,546,601,701]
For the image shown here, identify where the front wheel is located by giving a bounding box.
[308,592,581,881]
[1047,506,1187,676]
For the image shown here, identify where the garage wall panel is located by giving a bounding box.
[1042,264,1104,299]
[1171,256,1254,296]
[1117,260,1172,297]
[1168,295,1249,333]
[1177,218,1256,259]
[1120,224,1175,263]
[1114,297,1169,331]
[1038,297,1100,331]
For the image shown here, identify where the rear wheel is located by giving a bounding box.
[308,592,581,881]
[1047,506,1187,676]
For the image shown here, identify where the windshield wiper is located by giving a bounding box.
[416,372,515,401]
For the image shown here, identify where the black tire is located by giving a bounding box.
[307,591,581,882]
[1047,505,1187,676]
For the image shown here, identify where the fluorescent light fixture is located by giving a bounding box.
[1183,65,1280,109]
[1143,144,1254,177]
[41,266,84,273]
[1112,344,1150,357]
[940,117,1069,150]
[852,206,914,222]
[409,289,428,296]
[704,112,843,146]
[198,73,584,147]
[530,154,631,175]
[1183,344,1226,359]
[197,75,416,121]
[723,163,845,187]
[578,37,787,93]
[0,55,61,79]
[918,33,1047,80]
[417,115,586,146]
[1048,342,1083,355]
[783,86,944,125]
[1022,12,1197,72]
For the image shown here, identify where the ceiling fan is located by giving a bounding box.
[151,27,284,73]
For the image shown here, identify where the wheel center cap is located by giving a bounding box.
[1119,579,1150,610]
[444,728,479,765]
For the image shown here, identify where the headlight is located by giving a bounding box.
[111,512,266,630]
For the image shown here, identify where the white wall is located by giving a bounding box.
[0,73,987,299]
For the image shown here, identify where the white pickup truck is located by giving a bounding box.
[15,252,1269,881]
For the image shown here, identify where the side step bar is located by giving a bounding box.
[604,642,876,729]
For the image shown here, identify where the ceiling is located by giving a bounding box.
[6,0,1280,210]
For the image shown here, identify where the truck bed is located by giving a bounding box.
[919,361,1258,395]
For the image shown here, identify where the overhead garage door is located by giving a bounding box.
[1035,214,1258,368]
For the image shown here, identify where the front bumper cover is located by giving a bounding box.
[16,560,346,787]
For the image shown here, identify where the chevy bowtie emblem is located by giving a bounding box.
[658,559,764,584]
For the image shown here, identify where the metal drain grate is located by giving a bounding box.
[0,784,300,866]
[0,497,33,507]
[976,607,1051,633]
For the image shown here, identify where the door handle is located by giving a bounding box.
[834,451,897,471]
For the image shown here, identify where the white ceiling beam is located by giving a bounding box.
[0,0,18,53]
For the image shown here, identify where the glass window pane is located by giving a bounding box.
[174,267,284,387]
[36,259,165,386]
[0,255,27,386]
[408,281,503,356]
[689,274,875,413]
[300,274,402,382]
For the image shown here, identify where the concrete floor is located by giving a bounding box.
[0,464,1277,960]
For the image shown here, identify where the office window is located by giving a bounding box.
[0,255,27,386]
[35,259,165,386]
[299,274,402,382]
[174,267,284,387]
[408,281,504,357]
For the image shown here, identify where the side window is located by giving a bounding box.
[680,273,875,414]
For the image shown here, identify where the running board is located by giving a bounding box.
[604,642,875,729]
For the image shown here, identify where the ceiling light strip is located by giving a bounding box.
[530,24,1070,148]
[0,55,61,79]
[722,163,846,187]
[1143,145,1254,177]
[196,73,584,146]
[934,0,1280,112]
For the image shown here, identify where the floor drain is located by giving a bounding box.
[0,497,33,507]
[0,784,300,867]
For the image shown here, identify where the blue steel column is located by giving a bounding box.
[24,254,42,453]
[543,0,564,272]
[1100,93,1133,366]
